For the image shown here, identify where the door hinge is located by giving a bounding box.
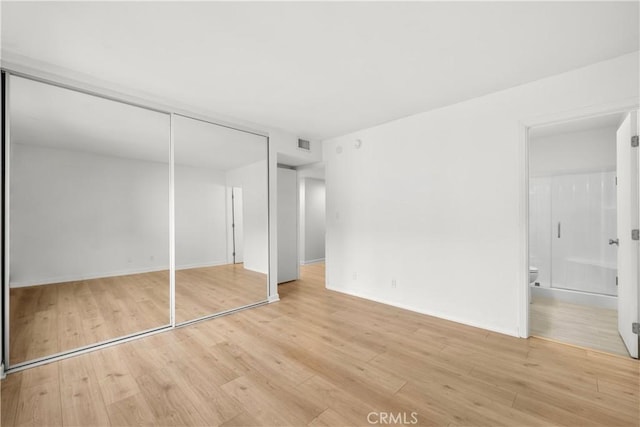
[633,323,639,334]
[233,252,236,257]
[632,229,640,241]
[632,135,639,147]
[616,276,618,286]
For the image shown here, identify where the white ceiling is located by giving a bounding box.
[10,75,267,169]
[2,2,638,140]
[10,75,172,163]
[296,162,326,181]
[174,115,266,170]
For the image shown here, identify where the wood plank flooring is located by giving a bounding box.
[530,297,629,357]
[175,264,267,323]
[2,263,639,426]
[9,264,267,365]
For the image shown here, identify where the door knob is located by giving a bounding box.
[609,238,619,246]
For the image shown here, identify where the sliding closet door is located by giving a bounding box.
[7,76,171,366]
[174,115,268,324]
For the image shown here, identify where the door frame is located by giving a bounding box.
[518,97,640,338]
[227,186,243,265]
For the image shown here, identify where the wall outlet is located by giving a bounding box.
[352,272,357,280]
[150,255,155,261]
[391,279,397,288]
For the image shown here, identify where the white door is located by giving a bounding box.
[616,111,639,358]
[277,168,298,283]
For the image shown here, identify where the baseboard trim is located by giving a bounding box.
[326,284,519,338]
[531,335,633,359]
[175,260,228,271]
[268,294,280,303]
[531,286,617,309]
[10,260,232,288]
[9,266,169,288]
[300,258,325,265]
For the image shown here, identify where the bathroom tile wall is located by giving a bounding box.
[530,171,617,296]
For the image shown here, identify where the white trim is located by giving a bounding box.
[300,258,325,265]
[226,186,232,264]
[175,300,268,328]
[296,169,301,280]
[519,97,640,339]
[531,286,617,310]
[517,123,529,338]
[6,325,171,373]
[268,294,280,303]
[267,137,279,302]
[8,266,170,288]
[9,260,234,287]
[521,97,640,129]
[176,260,229,271]
[0,363,6,380]
[169,113,176,328]
[3,73,11,367]
[326,285,518,338]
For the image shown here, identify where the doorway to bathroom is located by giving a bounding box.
[527,111,638,358]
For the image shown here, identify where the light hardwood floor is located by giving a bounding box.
[2,263,639,426]
[9,264,266,365]
[175,264,267,324]
[530,297,629,357]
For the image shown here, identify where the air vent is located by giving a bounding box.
[298,138,311,151]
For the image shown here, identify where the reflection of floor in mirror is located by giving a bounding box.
[10,270,170,366]
[175,263,268,323]
[530,297,629,357]
[9,264,266,365]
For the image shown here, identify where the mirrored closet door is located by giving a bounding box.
[7,76,171,366]
[174,115,269,324]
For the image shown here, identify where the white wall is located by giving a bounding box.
[10,145,252,286]
[226,159,269,274]
[277,167,298,282]
[175,164,227,269]
[299,178,326,264]
[1,75,4,372]
[322,51,639,337]
[10,144,170,287]
[530,126,617,176]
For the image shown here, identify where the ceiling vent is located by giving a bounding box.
[298,138,311,151]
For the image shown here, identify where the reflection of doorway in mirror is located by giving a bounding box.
[231,187,244,264]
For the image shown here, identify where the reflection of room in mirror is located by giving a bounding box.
[173,115,268,324]
[229,187,243,264]
[8,76,172,365]
[4,77,271,367]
